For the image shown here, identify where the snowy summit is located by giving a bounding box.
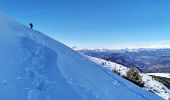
[0,13,163,100]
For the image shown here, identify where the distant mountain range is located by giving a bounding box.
[77,48,170,73]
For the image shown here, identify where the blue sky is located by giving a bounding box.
[0,0,170,49]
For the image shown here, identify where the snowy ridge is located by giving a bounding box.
[72,40,170,51]
[0,13,164,100]
[74,46,170,53]
[87,56,170,100]
[72,47,110,51]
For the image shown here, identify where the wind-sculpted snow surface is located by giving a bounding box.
[0,13,163,100]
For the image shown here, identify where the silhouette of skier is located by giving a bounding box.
[29,22,33,29]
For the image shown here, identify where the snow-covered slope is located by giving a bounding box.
[0,13,163,100]
[147,73,170,79]
[87,56,170,100]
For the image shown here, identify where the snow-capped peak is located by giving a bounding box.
[72,40,170,52]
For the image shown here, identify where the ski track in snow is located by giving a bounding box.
[23,32,49,100]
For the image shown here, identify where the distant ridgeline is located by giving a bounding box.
[77,48,170,73]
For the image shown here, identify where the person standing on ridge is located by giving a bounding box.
[29,22,33,29]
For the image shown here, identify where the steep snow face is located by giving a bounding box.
[0,13,163,100]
